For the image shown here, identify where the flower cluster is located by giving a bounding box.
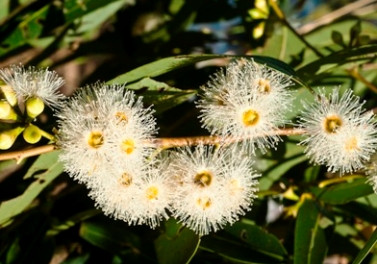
[168,145,259,235]
[56,83,259,235]
[3,59,377,236]
[298,88,377,174]
[56,84,176,228]
[197,58,293,153]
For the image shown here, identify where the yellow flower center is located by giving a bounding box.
[121,139,135,154]
[194,170,213,187]
[345,136,359,151]
[115,111,128,124]
[146,186,159,200]
[323,115,342,133]
[196,196,212,210]
[242,109,260,127]
[119,172,132,186]
[257,78,271,93]
[87,131,104,149]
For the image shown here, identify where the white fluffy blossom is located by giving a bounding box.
[89,162,173,228]
[299,88,377,174]
[0,65,65,108]
[197,59,293,153]
[57,83,157,185]
[167,145,260,236]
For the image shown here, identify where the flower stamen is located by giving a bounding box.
[242,109,260,127]
[194,170,213,187]
[87,131,104,149]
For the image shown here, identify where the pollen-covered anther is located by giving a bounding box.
[229,178,243,193]
[256,78,271,93]
[146,186,159,200]
[323,115,342,133]
[345,136,359,151]
[194,170,213,187]
[121,138,135,154]
[115,111,128,124]
[119,172,132,186]
[242,109,260,127]
[196,196,212,210]
[87,131,104,149]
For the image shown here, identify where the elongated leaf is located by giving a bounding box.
[0,150,63,225]
[74,0,127,34]
[23,148,61,179]
[79,220,141,254]
[297,45,377,80]
[258,142,308,190]
[200,234,282,264]
[311,178,373,205]
[154,219,200,264]
[125,77,197,113]
[108,54,306,87]
[336,201,377,225]
[63,0,125,23]
[225,219,287,261]
[294,199,327,264]
[352,227,377,264]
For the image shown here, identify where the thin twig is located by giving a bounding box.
[0,144,56,163]
[153,128,306,148]
[0,128,306,161]
[297,0,377,35]
[347,67,377,94]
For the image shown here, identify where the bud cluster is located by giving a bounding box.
[0,65,65,149]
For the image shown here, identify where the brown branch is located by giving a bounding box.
[153,128,306,148]
[0,144,56,163]
[0,128,306,161]
[297,0,377,35]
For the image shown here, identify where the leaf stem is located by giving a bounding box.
[318,174,364,188]
[347,67,377,94]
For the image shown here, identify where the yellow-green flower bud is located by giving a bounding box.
[0,127,24,150]
[26,97,45,118]
[0,85,17,106]
[23,124,42,144]
[0,100,18,120]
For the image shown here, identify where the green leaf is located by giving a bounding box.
[73,0,127,35]
[200,233,283,264]
[296,45,377,81]
[47,209,100,236]
[258,142,308,190]
[0,0,10,21]
[63,0,124,23]
[107,54,307,88]
[61,254,90,264]
[79,220,141,254]
[23,149,61,179]
[0,150,63,226]
[352,227,377,264]
[154,219,200,264]
[125,78,197,113]
[311,178,373,205]
[350,21,361,47]
[0,5,50,56]
[294,199,327,264]
[331,31,345,47]
[225,219,287,261]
